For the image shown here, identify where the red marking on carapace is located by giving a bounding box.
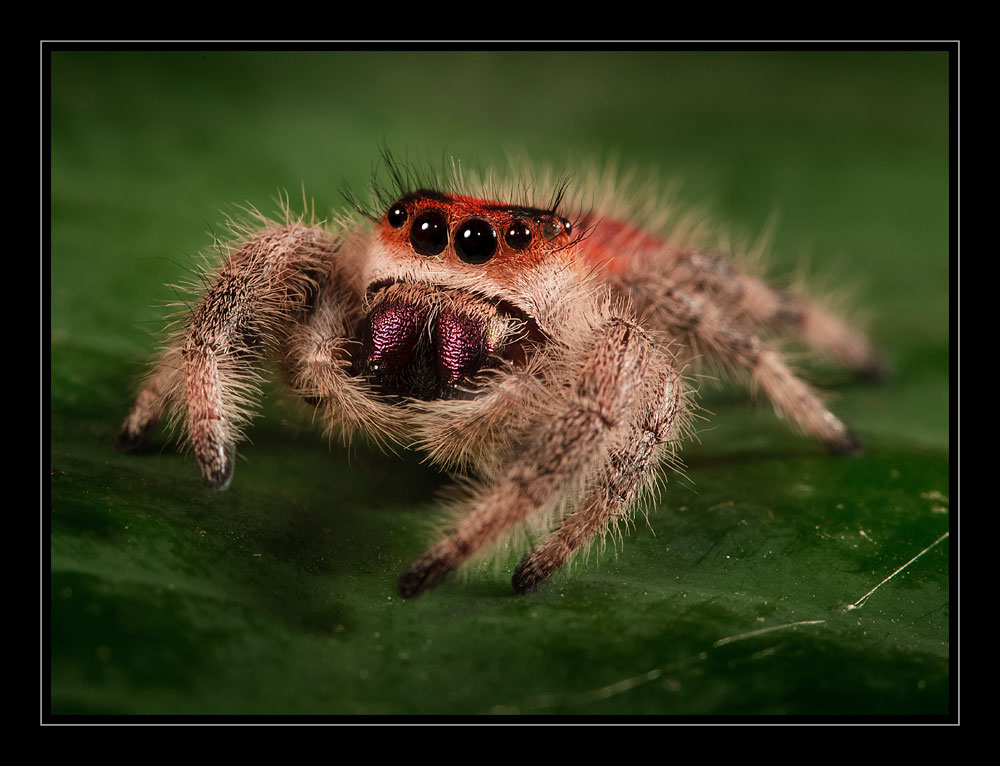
[376,190,577,278]
[577,214,669,277]
[377,190,672,283]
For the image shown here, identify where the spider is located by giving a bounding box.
[115,158,885,598]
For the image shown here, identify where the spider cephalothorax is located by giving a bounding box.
[116,159,884,598]
[356,189,572,400]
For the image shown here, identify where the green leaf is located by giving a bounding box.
[49,50,950,716]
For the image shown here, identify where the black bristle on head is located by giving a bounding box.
[343,145,450,222]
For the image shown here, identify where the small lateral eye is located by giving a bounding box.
[387,203,408,228]
[504,220,532,250]
[538,217,565,241]
[455,218,497,264]
[562,217,572,236]
[410,210,448,256]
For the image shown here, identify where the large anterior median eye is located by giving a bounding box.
[455,218,497,264]
[410,211,448,256]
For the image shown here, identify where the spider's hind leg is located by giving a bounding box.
[668,250,888,380]
[625,274,865,455]
[764,289,888,381]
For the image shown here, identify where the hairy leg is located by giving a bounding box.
[115,346,183,453]
[116,222,332,489]
[396,317,660,598]
[581,212,885,381]
[282,269,404,447]
[512,350,687,594]
[779,294,887,379]
[622,274,862,454]
[408,364,550,473]
[653,250,886,378]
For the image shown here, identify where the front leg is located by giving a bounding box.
[117,222,333,490]
[512,350,687,594]
[396,317,657,598]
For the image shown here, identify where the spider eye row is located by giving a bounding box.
[386,202,570,264]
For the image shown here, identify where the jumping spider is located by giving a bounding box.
[116,160,885,598]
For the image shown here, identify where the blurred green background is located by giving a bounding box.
[49,49,951,716]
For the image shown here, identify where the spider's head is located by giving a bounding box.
[357,189,581,400]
